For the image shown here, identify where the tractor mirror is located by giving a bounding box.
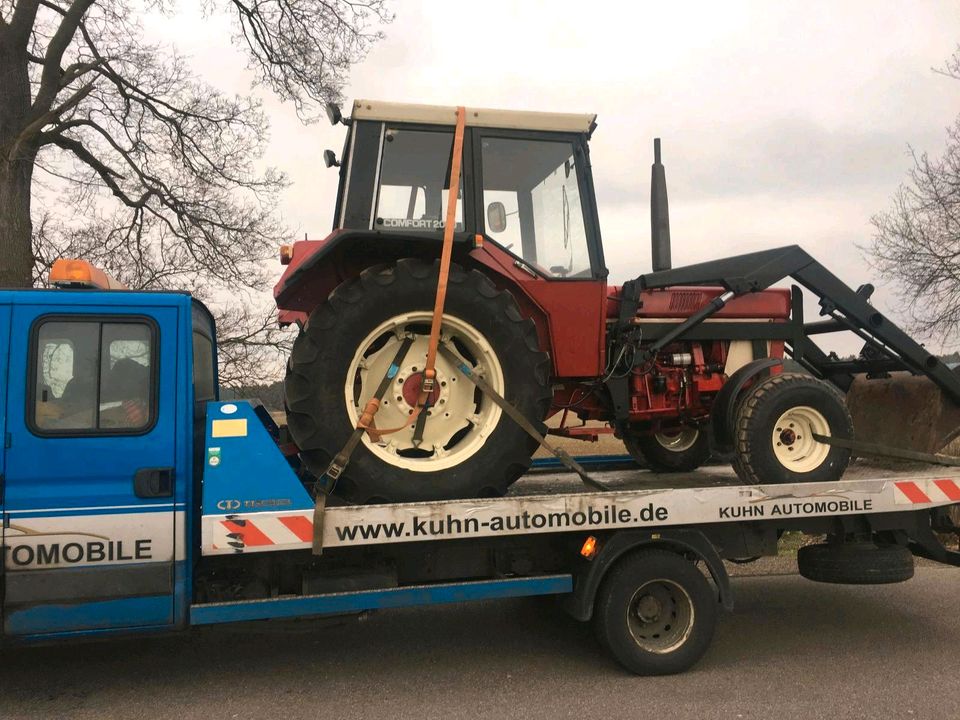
[323,149,340,168]
[325,102,343,126]
[487,202,507,233]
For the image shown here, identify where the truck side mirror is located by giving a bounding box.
[323,149,340,168]
[487,202,507,233]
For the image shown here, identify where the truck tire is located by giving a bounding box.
[623,426,712,472]
[732,373,853,485]
[285,258,552,504]
[593,549,717,675]
[797,542,914,584]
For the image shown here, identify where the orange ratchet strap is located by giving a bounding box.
[421,105,466,395]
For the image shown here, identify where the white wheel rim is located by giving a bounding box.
[344,311,504,472]
[655,427,700,453]
[771,405,831,473]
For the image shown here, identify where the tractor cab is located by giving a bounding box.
[274,100,610,354]
[329,100,604,279]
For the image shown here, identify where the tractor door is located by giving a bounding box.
[475,130,608,377]
[2,299,181,637]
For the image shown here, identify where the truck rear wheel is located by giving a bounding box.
[593,549,717,675]
[623,426,712,472]
[285,259,551,504]
[732,373,853,485]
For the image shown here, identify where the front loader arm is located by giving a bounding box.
[631,244,960,405]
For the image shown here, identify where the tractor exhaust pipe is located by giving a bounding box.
[651,138,672,272]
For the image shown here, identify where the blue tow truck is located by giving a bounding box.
[1,260,958,675]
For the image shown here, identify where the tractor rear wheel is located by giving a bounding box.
[284,258,552,504]
[623,426,712,472]
[732,373,853,484]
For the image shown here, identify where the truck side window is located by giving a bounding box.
[32,319,156,434]
[192,331,216,403]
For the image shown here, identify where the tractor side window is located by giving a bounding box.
[375,128,463,232]
[481,137,592,278]
[31,319,156,434]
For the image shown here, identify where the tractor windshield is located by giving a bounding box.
[480,137,591,278]
[374,128,463,232]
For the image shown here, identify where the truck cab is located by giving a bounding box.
[0,260,216,638]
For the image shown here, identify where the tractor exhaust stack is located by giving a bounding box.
[651,138,672,272]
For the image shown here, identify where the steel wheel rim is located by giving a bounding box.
[655,427,700,453]
[344,311,504,472]
[626,579,695,654]
[771,405,830,472]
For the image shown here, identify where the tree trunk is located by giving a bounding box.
[0,28,37,289]
[0,157,35,288]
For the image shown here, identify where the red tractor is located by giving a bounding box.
[275,100,960,504]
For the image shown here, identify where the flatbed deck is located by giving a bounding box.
[202,450,960,554]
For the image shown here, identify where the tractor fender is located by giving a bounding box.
[711,357,784,450]
[560,528,733,622]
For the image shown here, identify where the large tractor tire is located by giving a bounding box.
[623,425,712,472]
[285,259,552,504]
[732,373,853,485]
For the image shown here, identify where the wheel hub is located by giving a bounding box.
[635,594,662,622]
[771,405,830,472]
[399,370,443,408]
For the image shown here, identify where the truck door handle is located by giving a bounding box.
[134,467,174,498]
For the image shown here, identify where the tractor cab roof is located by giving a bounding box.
[350,99,598,137]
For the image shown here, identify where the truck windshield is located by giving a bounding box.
[375,128,463,232]
[481,137,591,278]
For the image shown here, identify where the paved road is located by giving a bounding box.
[2,567,958,720]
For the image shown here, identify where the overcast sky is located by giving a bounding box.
[160,0,960,354]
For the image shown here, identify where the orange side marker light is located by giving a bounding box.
[580,535,598,559]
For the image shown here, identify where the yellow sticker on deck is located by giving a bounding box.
[211,419,248,438]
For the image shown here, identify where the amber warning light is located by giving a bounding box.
[49,259,126,290]
[580,535,598,559]
[279,245,294,265]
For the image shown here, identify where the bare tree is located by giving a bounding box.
[0,0,390,386]
[867,47,960,345]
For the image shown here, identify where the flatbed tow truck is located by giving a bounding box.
[1,263,959,675]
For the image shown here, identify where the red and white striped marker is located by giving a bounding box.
[217,513,314,549]
[894,478,960,504]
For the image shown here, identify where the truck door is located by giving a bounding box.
[2,300,181,637]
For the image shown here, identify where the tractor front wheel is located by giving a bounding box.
[284,259,552,504]
[732,373,853,484]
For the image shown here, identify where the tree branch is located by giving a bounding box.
[31,0,96,115]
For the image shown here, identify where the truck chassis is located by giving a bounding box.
[184,400,960,674]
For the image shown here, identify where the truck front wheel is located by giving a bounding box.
[285,259,552,504]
